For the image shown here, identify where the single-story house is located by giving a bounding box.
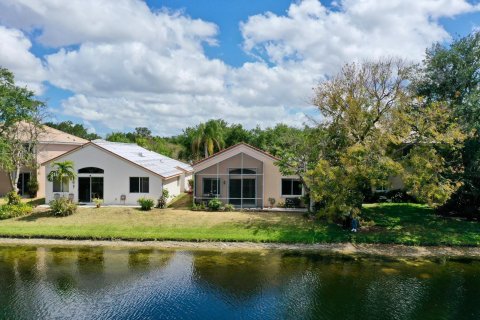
[0,123,88,197]
[43,140,193,205]
[192,143,303,208]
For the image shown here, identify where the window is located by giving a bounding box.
[203,178,220,196]
[229,168,256,174]
[78,167,104,174]
[281,179,302,196]
[130,177,149,193]
[53,177,69,192]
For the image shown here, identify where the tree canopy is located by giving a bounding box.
[0,67,45,192]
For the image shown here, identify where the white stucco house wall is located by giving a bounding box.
[43,140,193,205]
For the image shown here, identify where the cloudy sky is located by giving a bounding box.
[0,0,479,136]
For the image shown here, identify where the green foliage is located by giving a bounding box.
[417,31,480,216]
[138,197,155,211]
[303,59,463,219]
[0,67,45,192]
[0,203,32,220]
[49,198,77,216]
[208,198,222,211]
[27,177,39,198]
[0,67,44,132]
[156,189,170,209]
[191,202,207,211]
[106,128,181,158]
[92,198,103,208]
[6,191,21,205]
[223,203,235,212]
[191,119,226,159]
[44,121,100,140]
[47,161,76,192]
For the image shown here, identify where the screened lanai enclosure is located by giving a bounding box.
[194,153,264,208]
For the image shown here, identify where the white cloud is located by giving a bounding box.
[0,26,45,93]
[0,0,478,135]
[241,0,479,71]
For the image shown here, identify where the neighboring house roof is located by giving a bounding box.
[193,142,279,171]
[38,125,89,145]
[43,140,193,179]
[10,122,88,145]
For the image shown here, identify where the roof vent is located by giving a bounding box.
[139,152,145,157]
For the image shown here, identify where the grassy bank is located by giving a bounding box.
[0,203,478,245]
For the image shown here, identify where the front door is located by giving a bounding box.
[79,177,104,202]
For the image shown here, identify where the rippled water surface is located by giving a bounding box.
[0,245,480,319]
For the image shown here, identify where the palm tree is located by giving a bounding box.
[47,161,76,193]
[192,120,225,159]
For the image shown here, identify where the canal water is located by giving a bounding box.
[0,245,479,319]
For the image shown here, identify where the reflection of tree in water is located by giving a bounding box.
[192,251,285,301]
[77,247,105,275]
[128,249,154,270]
[277,256,480,320]
[0,246,39,282]
[41,247,174,294]
[54,273,77,295]
[0,246,40,318]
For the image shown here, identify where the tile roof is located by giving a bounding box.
[8,122,88,144]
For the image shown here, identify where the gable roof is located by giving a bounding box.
[39,125,89,144]
[6,122,88,145]
[42,140,193,179]
[193,142,279,169]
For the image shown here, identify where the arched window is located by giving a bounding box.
[229,168,256,174]
[78,167,104,174]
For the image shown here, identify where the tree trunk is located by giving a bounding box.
[204,142,209,158]
[8,166,20,193]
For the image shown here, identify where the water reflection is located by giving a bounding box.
[0,245,479,320]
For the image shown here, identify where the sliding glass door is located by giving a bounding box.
[228,178,256,207]
[78,177,104,203]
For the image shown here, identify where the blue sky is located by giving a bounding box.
[0,0,479,136]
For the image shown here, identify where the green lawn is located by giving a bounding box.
[0,202,478,245]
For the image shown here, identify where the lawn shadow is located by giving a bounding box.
[18,210,53,222]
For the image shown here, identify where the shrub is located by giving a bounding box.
[27,178,39,198]
[208,198,222,211]
[93,198,103,208]
[223,203,235,212]
[188,179,194,193]
[138,197,155,211]
[6,191,21,205]
[192,202,207,211]
[156,189,169,209]
[0,203,33,220]
[49,198,77,216]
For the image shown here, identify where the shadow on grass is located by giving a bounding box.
[27,198,46,207]
[17,210,53,222]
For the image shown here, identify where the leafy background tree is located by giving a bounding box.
[0,67,45,192]
[47,161,76,193]
[417,31,480,216]
[305,59,463,219]
[44,121,101,141]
